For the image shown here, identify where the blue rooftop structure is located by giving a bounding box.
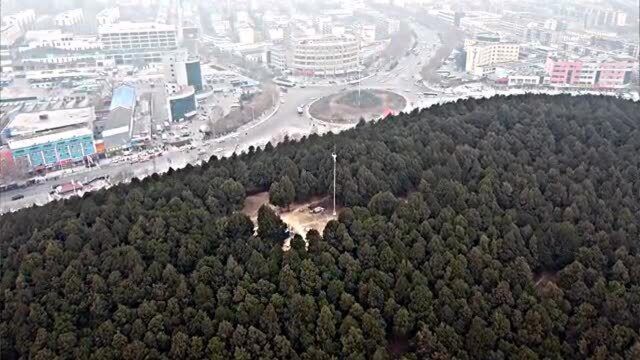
[110,85,136,111]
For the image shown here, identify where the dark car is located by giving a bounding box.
[11,194,24,201]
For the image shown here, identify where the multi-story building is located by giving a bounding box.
[373,17,400,39]
[54,9,84,29]
[583,7,627,28]
[315,16,333,35]
[98,22,178,64]
[545,56,637,88]
[268,26,284,41]
[19,52,111,71]
[267,44,287,71]
[163,50,203,93]
[20,30,100,51]
[23,69,99,88]
[3,105,96,170]
[434,10,465,27]
[289,34,361,77]
[508,75,542,87]
[237,25,255,44]
[0,24,22,72]
[465,36,520,76]
[100,84,136,151]
[351,23,376,45]
[2,9,36,32]
[96,7,120,26]
[523,23,565,46]
[167,86,197,122]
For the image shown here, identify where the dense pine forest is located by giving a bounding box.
[1,94,639,359]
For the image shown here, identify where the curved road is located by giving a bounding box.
[0,22,441,213]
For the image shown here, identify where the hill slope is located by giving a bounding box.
[1,95,639,359]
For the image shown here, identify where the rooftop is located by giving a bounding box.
[0,24,22,47]
[98,22,175,34]
[110,85,136,111]
[8,127,93,150]
[5,106,95,137]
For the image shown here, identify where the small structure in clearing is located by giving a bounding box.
[242,193,340,250]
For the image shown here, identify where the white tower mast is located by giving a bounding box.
[332,151,337,216]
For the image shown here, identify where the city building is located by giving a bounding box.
[267,44,287,71]
[0,24,22,73]
[18,52,113,71]
[2,9,36,32]
[163,51,204,93]
[289,34,361,77]
[8,128,95,170]
[100,84,136,150]
[433,10,464,27]
[210,13,231,36]
[236,44,269,64]
[3,104,96,170]
[268,26,285,41]
[524,24,561,46]
[464,35,520,76]
[331,26,346,37]
[20,30,100,51]
[167,86,197,122]
[54,9,84,29]
[351,23,376,45]
[182,26,200,54]
[507,75,542,87]
[98,22,178,65]
[583,7,628,28]
[96,7,121,26]
[374,17,400,39]
[23,69,100,88]
[545,55,637,88]
[237,25,255,44]
[315,16,333,35]
[543,19,567,32]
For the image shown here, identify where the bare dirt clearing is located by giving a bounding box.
[242,193,340,249]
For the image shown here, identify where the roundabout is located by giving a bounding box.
[308,88,407,124]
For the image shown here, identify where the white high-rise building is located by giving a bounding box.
[290,34,361,77]
[465,38,520,76]
[98,22,178,64]
[351,23,376,45]
[163,50,203,94]
[0,23,22,72]
[54,9,84,28]
[2,9,36,32]
[96,8,120,26]
[237,25,255,44]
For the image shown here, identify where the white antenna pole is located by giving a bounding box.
[332,151,337,216]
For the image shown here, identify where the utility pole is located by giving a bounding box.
[358,68,361,106]
[332,150,337,216]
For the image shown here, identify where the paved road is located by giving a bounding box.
[0,21,441,214]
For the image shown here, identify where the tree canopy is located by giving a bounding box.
[1,94,639,359]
